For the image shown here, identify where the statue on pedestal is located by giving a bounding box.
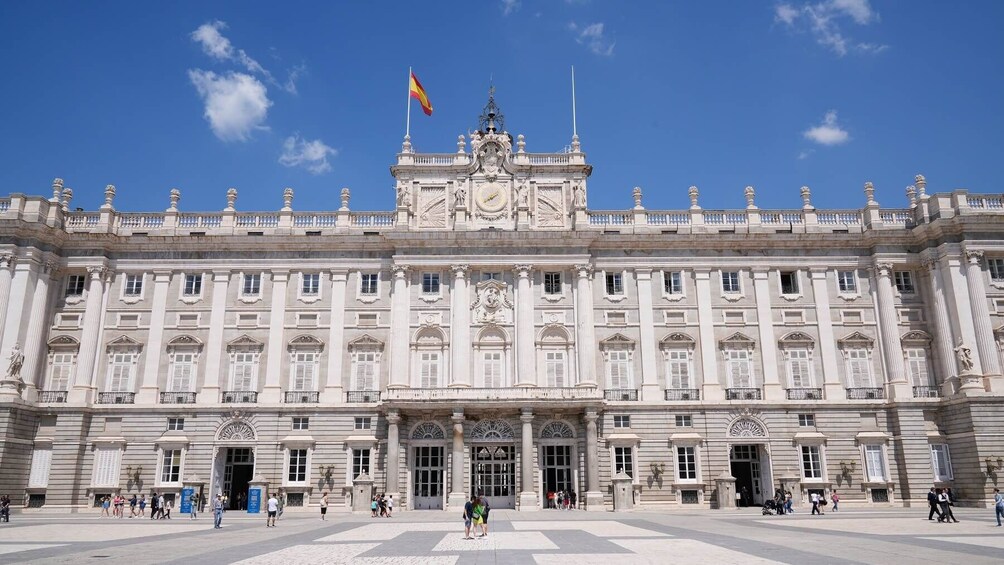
[955,342,974,373]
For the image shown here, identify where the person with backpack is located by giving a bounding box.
[473,496,487,537]
[478,495,491,536]
[830,490,840,512]
[462,494,476,540]
[993,488,1003,526]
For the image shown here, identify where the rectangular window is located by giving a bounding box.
[360,273,378,295]
[607,349,632,389]
[614,447,634,478]
[352,448,372,478]
[48,352,75,391]
[357,313,377,326]
[864,445,886,481]
[543,272,562,295]
[421,272,440,295]
[613,415,631,428]
[798,414,815,427]
[28,447,52,487]
[183,273,203,297]
[894,271,915,294]
[161,449,182,483]
[605,272,624,296]
[482,351,503,388]
[231,352,258,391]
[842,310,863,324]
[780,271,799,295]
[722,271,741,294]
[92,447,121,487]
[664,271,683,295]
[786,349,812,388]
[724,311,745,324]
[930,444,953,481]
[353,351,377,390]
[168,352,195,392]
[481,272,501,281]
[288,449,307,482]
[167,417,185,431]
[66,274,86,297]
[291,351,317,391]
[124,274,143,296]
[545,351,565,387]
[905,348,931,386]
[846,348,872,387]
[677,446,697,480]
[675,415,693,427]
[725,349,753,387]
[301,273,320,296]
[107,352,135,392]
[292,417,309,431]
[242,273,261,296]
[354,417,372,430]
[801,445,823,479]
[838,270,857,293]
[297,313,317,327]
[989,258,1004,282]
[237,313,258,327]
[420,352,440,388]
[667,350,691,389]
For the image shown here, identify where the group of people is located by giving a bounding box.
[546,490,577,510]
[767,487,840,515]
[462,493,491,539]
[0,494,10,523]
[927,487,960,523]
[370,493,394,517]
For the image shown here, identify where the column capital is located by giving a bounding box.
[212,269,231,281]
[751,268,770,280]
[513,264,533,277]
[270,269,290,282]
[392,265,410,278]
[451,410,465,423]
[808,267,828,279]
[330,269,348,281]
[152,270,173,282]
[872,261,894,276]
[633,267,653,279]
[965,249,985,264]
[386,410,401,425]
[573,264,593,278]
[42,261,61,277]
[520,408,533,423]
[86,265,108,280]
[450,264,469,277]
[583,410,598,423]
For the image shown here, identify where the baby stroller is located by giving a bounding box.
[762,498,784,515]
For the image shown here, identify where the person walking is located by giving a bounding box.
[927,487,942,521]
[993,488,1003,527]
[190,493,198,520]
[164,498,173,519]
[937,488,957,523]
[158,493,167,519]
[101,496,111,517]
[213,494,224,529]
[473,497,487,538]
[138,494,147,517]
[266,493,279,527]
[462,494,476,540]
[129,494,138,517]
[831,491,840,512]
[319,492,329,521]
[386,494,394,517]
[810,492,824,515]
[0,495,10,523]
[370,496,378,517]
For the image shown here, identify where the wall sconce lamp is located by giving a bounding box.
[650,462,665,476]
[320,465,334,478]
[986,456,1004,475]
[125,465,143,481]
[839,461,856,477]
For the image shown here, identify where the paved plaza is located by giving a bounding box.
[1,507,1002,564]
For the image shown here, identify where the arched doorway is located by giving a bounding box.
[727,416,773,506]
[212,419,257,510]
[470,419,516,509]
[539,421,577,509]
[409,422,447,510]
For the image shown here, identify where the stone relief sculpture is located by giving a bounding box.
[397,182,411,209]
[454,184,467,208]
[471,280,513,324]
[955,342,974,372]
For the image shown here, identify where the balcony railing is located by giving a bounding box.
[38,390,68,403]
[222,390,258,403]
[726,388,762,401]
[912,385,941,398]
[605,389,639,401]
[382,387,603,402]
[96,392,136,404]
[346,390,381,403]
[847,387,885,400]
[786,388,823,401]
[665,388,701,401]
[284,391,319,403]
[160,392,197,404]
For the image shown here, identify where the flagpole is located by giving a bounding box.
[571,65,577,138]
[406,66,412,138]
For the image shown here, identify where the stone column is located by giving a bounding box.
[964,250,1003,382]
[389,266,410,388]
[583,410,604,511]
[752,269,782,400]
[574,264,597,387]
[809,269,843,399]
[447,411,466,509]
[694,269,723,400]
[634,269,661,401]
[518,409,537,510]
[0,254,15,348]
[198,270,230,404]
[69,266,107,404]
[19,261,56,398]
[386,410,401,497]
[0,259,34,362]
[449,264,471,387]
[137,270,171,404]
[324,270,348,403]
[514,264,536,387]
[873,262,911,399]
[925,259,959,395]
[261,270,289,403]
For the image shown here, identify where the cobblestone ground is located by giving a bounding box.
[1,507,1002,564]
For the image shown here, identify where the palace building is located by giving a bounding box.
[1,95,1003,513]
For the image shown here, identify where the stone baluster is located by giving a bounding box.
[389,266,410,388]
[519,409,537,510]
[872,262,910,399]
[514,265,535,387]
[573,264,597,387]
[964,250,1003,384]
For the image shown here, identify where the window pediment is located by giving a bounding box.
[288,334,324,351]
[901,330,933,346]
[348,334,384,350]
[536,324,572,346]
[720,332,755,351]
[106,335,143,351]
[838,331,874,349]
[47,335,80,350]
[167,334,203,350]
[778,331,815,349]
[660,332,695,350]
[413,326,448,346]
[227,334,263,351]
[600,333,635,350]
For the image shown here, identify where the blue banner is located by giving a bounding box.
[247,486,262,514]
[180,487,194,514]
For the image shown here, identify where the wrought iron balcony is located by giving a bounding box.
[382,387,603,402]
[346,390,381,403]
[96,392,136,404]
[222,390,258,403]
[284,391,319,403]
[786,388,823,400]
[846,387,885,400]
[665,388,701,401]
[160,392,197,404]
[604,389,639,401]
[912,385,941,398]
[726,387,762,401]
[38,390,68,403]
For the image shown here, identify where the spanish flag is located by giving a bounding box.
[410,71,433,116]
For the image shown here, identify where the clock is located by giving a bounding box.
[476,182,508,213]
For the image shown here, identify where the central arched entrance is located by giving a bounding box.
[727,416,773,506]
[469,419,516,509]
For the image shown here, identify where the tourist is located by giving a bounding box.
[370,496,378,517]
[277,490,285,519]
[101,495,111,517]
[473,496,486,537]
[138,494,146,517]
[158,493,167,519]
[785,491,794,514]
[386,494,394,517]
[993,488,1003,526]
[190,493,198,520]
[129,494,138,517]
[164,497,173,519]
[0,494,10,523]
[810,491,823,515]
[115,494,125,517]
[320,492,328,520]
[831,490,840,512]
[569,490,577,510]
[213,494,224,529]
[547,490,554,509]
[927,487,942,521]
[937,488,957,523]
[266,493,279,527]
[463,494,476,540]
[378,494,387,517]
[479,495,491,537]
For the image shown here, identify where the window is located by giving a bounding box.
[798,414,815,427]
[28,447,52,488]
[231,351,258,391]
[838,270,857,293]
[297,313,318,327]
[842,310,863,324]
[614,446,634,478]
[352,351,378,390]
[605,272,624,296]
[419,352,441,388]
[161,449,182,483]
[66,274,86,297]
[666,350,692,389]
[421,272,440,295]
[168,352,195,392]
[722,271,741,294]
[183,273,203,297]
[48,352,75,391]
[124,274,143,296]
[785,349,813,388]
[675,415,692,427]
[990,258,1004,282]
[930,444,953,481]
[118,314,139,327]
[613,415,631,428]
[288,449,307,482]
[292,417,309,431]
[241,273,261,296]
[354,417,372,430]
[290,351,317,391]
[664,271,683,295]
[894,271,915,294]
[544,272,562,295]
[845,348,873,387]
[482,351,503,388]
[167,417,185,431]
[544,351,566,387]
[677,446,697,480]
[357,313,378,326]
[301,273,320,296]
[724,311,744,324]
[780,271,799,295]
[801,445,823,479]
[905,348,931,386]
[481,272,501,281]
[352,448,372,478]
[360,273,378,295]
[864,445,886,481]
[607,349,632,389]
[107,352,136,392]
[783,310,804,324]
[92,447,121,487]
[724,349,753,387]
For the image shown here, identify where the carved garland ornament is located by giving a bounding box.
[217,421,256,441]
[411,422,446,440]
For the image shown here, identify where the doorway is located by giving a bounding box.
[542,445,573,508]
[412,446,445,510]
[471,444,515,509]
[730,444,765,506]
[222,448,255,510]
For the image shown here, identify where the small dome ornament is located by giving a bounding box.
[282,187,294,211]
[226,187,237,210]
[169,188,181,211]
[800,186,813,210]
[688,186,700,209]
[340,187,351,211]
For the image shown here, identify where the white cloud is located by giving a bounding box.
[775,4,799,25]
[191,21,302,94]
[830,0,877,24]
[279,134,338,174]
[500,0,520,16]
[774,1,886,56]
[798,149,815,160]
[568,22,615,56]
[803,110,850,146]
[189,70,272,142]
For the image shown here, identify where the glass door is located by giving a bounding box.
[413,446,444,509]
[471,445,516,509]
[542,445,573,507]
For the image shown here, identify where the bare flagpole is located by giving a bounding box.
[571,65,578,138]
[406,66,412,139]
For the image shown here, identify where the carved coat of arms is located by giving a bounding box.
[471,279,513,324]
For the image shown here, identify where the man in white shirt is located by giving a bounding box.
[387,494,394,517]
[266,493,279,527]
[810,492,824,515]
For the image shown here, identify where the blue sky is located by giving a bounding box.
[2,1,1002,213]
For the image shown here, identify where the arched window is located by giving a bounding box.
[470,419,515,442]
[166,335,203,393]
[411,422,446,440]
[412,327,448,388]
[348,335,383,391]
[778,332,815,389]
[660,333,696,390]
[288,335,323,392]
[537,325,573,387]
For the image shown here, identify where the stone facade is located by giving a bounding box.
[2,103,1004,512]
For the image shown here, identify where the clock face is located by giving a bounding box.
[476,182,508,213]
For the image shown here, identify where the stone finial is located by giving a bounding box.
[517,134,526,153]
[61,187,73,212]
[401,134,412,154]
[282,187,294,211]
[744,185,756,209]
[632,186,643,210]
[169,188,180,211]
[688,185,700,209]
[102,184,116,208]
[225,187,237,210]
[51,178,64,202]
[340,187,350,211]
[457,135,466,154]
[915,174,927,197]
[571,134,581,152]
[906,185,917,208]
[864,181,876,206]
[800,186,813,210]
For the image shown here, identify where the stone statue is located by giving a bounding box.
[573,181,586,208]
[6,343,24,380]
[955,342,974,372]
[397,183,411,208]
[455,184,467,208]
[517,182,529,207]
